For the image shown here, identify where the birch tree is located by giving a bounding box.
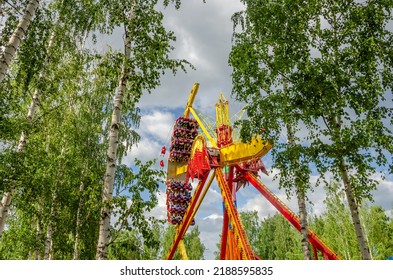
[0,0,114,246]
[0,7,57,238]
[230,1,314,260]
[2,49,109,259]
[95,0,137,260]
[308,182,393,260]
[311,182,360,259]
[1,1,109,259]
[95,0,192,259]
[0,0,40,83]
[230,0,393,260]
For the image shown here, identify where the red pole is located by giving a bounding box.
[238,167,340,260]
[220,205,229,260]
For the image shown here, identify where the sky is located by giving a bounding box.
[101,1,393,260]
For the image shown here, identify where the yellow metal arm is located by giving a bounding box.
[178,239,189,260]
[182,83,218,147]
[189,107,217,148]
[183,83,200,118]
[216,168,254,259]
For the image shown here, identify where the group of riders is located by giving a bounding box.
[166,117,199,225]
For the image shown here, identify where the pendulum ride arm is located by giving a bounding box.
[182,83,217,148]
[216,168,255,260]
[189,107,217,148]
[239,167,341,260]
[183,83,199,118]
[166,171,214,260]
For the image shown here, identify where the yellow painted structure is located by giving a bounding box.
[166,84,273,260]
[178,239,189,260]
[220,137,273,164]
[167,84,273,178]
[183,83,199,118]
[189,107,217,147]
[215,93,230,127]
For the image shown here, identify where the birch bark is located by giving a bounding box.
[0,23,56,237]
[32,203,44,259]
[73,167,86,260]
[283,78,311,260]
[0,0,40,83]
[330,114,371,260]
[338,160,371,260]
[0,192,12,237]
[296,189,311,259]
[44,186,58,260]
[95,1,136,260]
[286,125,311,260]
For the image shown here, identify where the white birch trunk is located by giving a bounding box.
[359,213,373,259]
[44,145,65,260]
[73,170,86,260]
[95,2,136,260]
[331,116,371,260]
[286,125,311,260]
[33,203,43,259]
[283,78,311,260]
[0,130,25,235]
[0,24,56,237]
[0,191,12,237]
[296,190,311,259]
[339,160,371,260]
[44,188,57,260]
[0,0,40,83]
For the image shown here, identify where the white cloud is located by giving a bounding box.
[370,179,393,211]
[195,211,223,259]
[139,110,175,142]
[203,213,223,221]
[139,1,245,110]
[122,110,175,166]
[203,186,222,205]
[123,137,161,165]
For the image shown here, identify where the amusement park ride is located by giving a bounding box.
[162,83,340,260]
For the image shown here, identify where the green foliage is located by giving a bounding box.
[237,202,393,260]
[1,0,194,260]
[111,160,164,248]
[183,226,206,260]
[161,224,205,260]
[361,205,393,260]
[0,209,36,259]
[309,182,361,259]
[230,0,393,259]
[240,211,303,260]
[310,181,393,260]
[108,221,205,260]
[230,0,393,199]
[108,219,162,260]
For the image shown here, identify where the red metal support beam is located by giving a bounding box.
[220,205,229,260]
[238,167,340,260]
[216,168,255,260]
